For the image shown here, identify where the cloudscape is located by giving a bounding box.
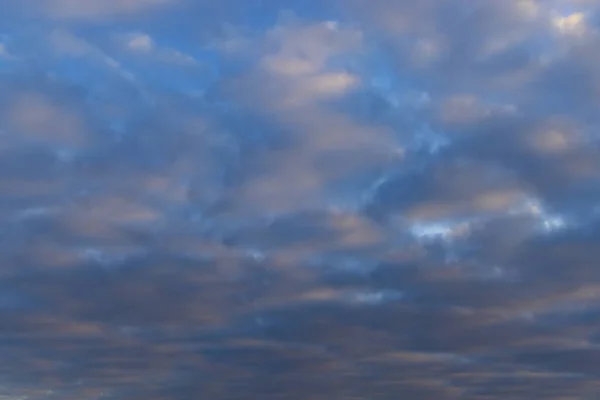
[1,0,600,398]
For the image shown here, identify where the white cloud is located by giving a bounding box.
[122,32,198,65]
[552,12,588,36]
[127,32,154,52]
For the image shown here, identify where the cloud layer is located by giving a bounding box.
[1,0,600,398]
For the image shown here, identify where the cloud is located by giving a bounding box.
[126,33,154,52]
[121,32,198,65]
[2,0,600,399]
[3,92,88,148]
[203,16,404,216]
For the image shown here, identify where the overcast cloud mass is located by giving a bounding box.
[1,0,600,398]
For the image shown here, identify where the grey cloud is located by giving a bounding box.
[2,0,600,399]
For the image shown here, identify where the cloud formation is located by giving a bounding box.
[1,0,600,399]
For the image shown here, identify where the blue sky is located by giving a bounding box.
[2,0,600,398]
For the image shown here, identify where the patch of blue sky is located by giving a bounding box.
[409,124,450,155]
[44,59,151,137]
[328,51,434,164]
[113,0,342,51]
[121,62,216,95]
[0,59,15,74]
[48,57,110,87]
[356,42,421,99]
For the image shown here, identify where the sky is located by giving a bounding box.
[1,0,600,398]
